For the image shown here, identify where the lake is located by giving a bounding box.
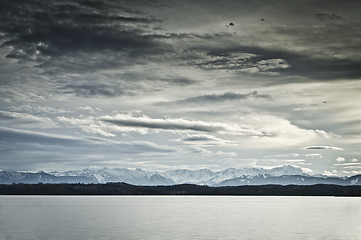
[0,196,360,240]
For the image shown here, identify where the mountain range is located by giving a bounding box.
[1,165,360,186]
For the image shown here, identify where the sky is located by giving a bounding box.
[1,0,361,176]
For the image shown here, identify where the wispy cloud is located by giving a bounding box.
[303,146,343,150]
[174,134,237,146]
[57,116,115,137]
[0,126,82,145]
[170,91,271,105]
[101,114,261,135]
[336,156,345,162]
[0,111,57,128]
[334,163,361,166]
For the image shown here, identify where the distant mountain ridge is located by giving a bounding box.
[0,170,94,184]
[1,165,361,186]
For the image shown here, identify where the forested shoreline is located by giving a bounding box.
[1,183,361,196]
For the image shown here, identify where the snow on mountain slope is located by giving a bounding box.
[51,167,175,185]
[6,165,357,186]
[216,174,350,186]
[161,169,216,185]
[0,170,94,184]
[160,165,305,185]
[206,165,305,185]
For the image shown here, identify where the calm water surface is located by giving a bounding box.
[0,196,361,240]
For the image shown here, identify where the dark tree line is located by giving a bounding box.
[1,183,361,196]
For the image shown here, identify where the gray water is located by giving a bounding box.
[0,196,360,240]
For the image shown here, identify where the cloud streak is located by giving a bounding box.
[0,127,82,145]
[174,91,271,104]
[101,114,230,133]
[304,146,343,150]
[101,114,272,137]
[175,134,237,146]
[0,111,57,128]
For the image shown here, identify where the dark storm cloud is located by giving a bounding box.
[186,42,361,81]
[171,0,361,81]
[289,58,361,81]
[2,0,361,81]
[260,45,361,81]
[0,0,169,73]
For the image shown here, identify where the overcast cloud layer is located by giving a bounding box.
[1,0,361,176]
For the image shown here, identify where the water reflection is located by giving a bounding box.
[1,196,360,240]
